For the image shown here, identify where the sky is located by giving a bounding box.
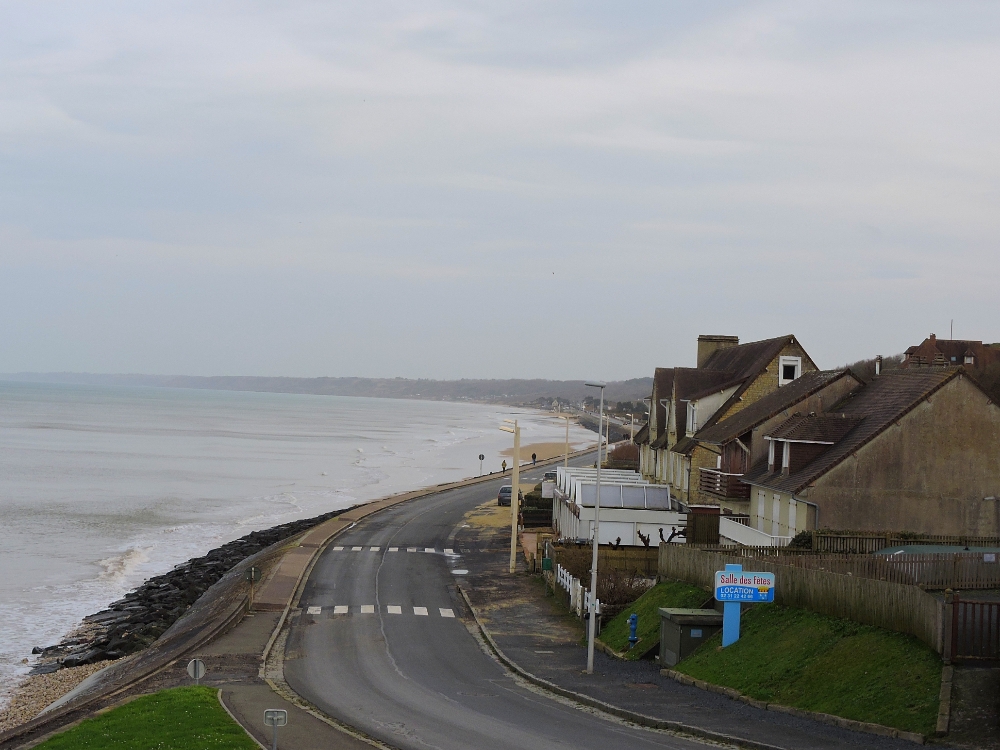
[2,1,999,380]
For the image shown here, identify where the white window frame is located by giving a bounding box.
[778,356,802,386]
[686,402,698,432]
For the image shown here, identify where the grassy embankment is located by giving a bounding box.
[675,605,942,736]
[35,686,258,750]
[598,580,708,658]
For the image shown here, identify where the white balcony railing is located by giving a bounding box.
[719,516,791,547]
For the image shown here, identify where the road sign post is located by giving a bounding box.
[246,566,261,608]
[714,564,775,647]
[479,454,484,476]
[263,709,287,750]
[186,658,206,685]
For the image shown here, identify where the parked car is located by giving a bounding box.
[497,485,523,507]
[543,470,557,481]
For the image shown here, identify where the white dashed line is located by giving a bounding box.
[388,547,398,552]
[352,546,363,551]
[333,605,349,615]
[452,569,468,575]
[413,607,428,616]
[333,546,344,551]
[306,606,322,615]
[360,605,375,614]
[370,546,380,552]
[439,608,455,618]
[444,548,455,555]
[407,547,417,552]
[387,605,402,614]
[424,547,435,553]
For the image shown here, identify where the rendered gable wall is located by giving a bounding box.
[802,375,1000,536]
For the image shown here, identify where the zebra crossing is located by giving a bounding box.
[329,546,457,554]
[305,605,456,618]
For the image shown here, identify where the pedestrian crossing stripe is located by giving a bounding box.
[306,605,458,617]
[370,546,380,551]
[352,546,363,551]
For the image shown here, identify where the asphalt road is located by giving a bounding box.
[283,459,713,750]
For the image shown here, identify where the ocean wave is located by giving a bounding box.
[97,547,151,584]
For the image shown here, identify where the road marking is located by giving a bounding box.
[444,548,455,555]
[387,605,402,614]
[452,569,468,575]
[370,546,380,551]
[333,605,349,615]
[388,547,398,552]
[360,605,375,614]
[413,606,428,616]
[306,606,322,615]
[333,546,344,551]
[535,650,554,654]
[352,546,363,551]
[424,547,435,553]
[407,547,417,552]
[439,608,455,618]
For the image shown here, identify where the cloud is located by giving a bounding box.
[1,1,999,377]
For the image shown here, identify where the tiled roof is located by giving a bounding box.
[651,368,674,441]
[743,369,960,494]
[694,370,858,445]
[767,413,864,443]
[670,435,698,456]
[633,422,650,445]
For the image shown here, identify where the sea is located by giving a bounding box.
[0,381,593,704]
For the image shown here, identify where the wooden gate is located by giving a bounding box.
[952,596,1000,661]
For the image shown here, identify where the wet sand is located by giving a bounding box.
[500,441,593,462]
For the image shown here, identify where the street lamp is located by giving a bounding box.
[556,414,572,471]
[500,418,521,575]
[584,380,605,674]
[626,413,635,443]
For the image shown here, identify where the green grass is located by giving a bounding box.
[598,579,709,659]
[675,605,942,735]
[36,686,259,750]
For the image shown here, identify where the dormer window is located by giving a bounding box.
[778,356,802,386]
[965,354,975,365]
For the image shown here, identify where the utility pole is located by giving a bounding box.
[557,414,571,471]
[500,419,521,574]
[584,381,605,674]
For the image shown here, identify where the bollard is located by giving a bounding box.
[627,613,638,650]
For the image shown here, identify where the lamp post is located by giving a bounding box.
[626,413,635,442]
[556,414,572,471]
[500,419,521,575]
[584,381,605,674]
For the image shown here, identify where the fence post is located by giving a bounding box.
[942,589,954,665]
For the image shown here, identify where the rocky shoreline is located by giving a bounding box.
[29,505,360,675]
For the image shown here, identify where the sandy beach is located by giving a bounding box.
[500,441,594,462]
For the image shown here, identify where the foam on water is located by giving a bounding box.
[0,382,594,705]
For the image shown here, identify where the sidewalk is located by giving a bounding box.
[454,510,923,750]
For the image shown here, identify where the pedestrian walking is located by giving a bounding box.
[502,460,507,472]
[531,453,537,465]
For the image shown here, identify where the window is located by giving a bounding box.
[686,402,698,432]
[778,356,802,386]
[965,354,975,365]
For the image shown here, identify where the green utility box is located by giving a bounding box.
[541,557,553,571]
[658,608,723,667]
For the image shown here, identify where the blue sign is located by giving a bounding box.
[714,570,775,603]
[716,565,775,647]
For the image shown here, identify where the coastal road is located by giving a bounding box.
[282,458,710,750]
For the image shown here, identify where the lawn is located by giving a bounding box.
[598,579,709,659]
[675,605,942,735]
[36,686,259,750]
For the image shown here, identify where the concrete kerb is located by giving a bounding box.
[658,669,927,746]
[456,587,786,750]
[935,665,953,736]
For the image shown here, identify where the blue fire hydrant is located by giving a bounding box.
[628,613,638,649]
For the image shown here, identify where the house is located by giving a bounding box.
[692,369,862,541]
[664,335,819,511]
[637,368,673,481]
[902,333,1000,370]
[741,368,1000,539]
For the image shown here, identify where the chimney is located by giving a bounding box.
[929,333,936,343]
[875,355,882,376]
[697,335,739,368]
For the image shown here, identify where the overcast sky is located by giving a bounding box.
[2,2,998,380]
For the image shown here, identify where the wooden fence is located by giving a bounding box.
[811,531,1000,554]
[658,544,944,653]
[690,546,1000,590]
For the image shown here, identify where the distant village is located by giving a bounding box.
[556,333,1000,547]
